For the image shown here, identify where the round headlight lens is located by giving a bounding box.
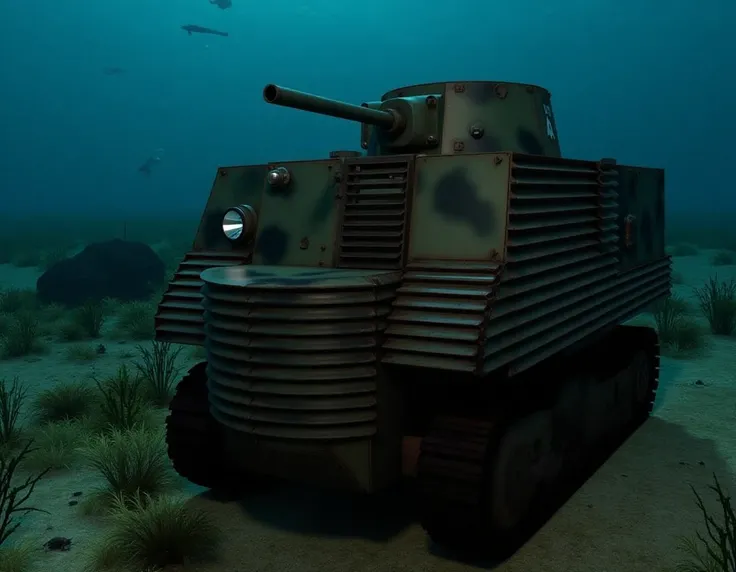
[221,204,257,243]
[222,208,245,241]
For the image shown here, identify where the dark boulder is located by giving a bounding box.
[36,239,165,307]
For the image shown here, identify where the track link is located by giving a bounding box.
[417,416,501,549]
[166,361,234,489]
[417,325,660,553]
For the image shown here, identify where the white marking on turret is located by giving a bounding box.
[543,103,556,140]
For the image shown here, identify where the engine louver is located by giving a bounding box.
[337,157,412,269]
[155,250,249,345]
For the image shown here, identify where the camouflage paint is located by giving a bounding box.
[409,153,510,261]
[265,81,560,159]
[383,154,670,377]
[160,81,671,494]
[481,155,669,376]
[363,82,560,158]
[193,165,267,252]
[201,264,401,288]
[435,82,560,157]
[253,159,340,267]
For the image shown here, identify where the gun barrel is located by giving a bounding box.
[263,84,398,130]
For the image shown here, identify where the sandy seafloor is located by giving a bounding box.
[0,251,734,572]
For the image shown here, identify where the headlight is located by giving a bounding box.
[221,204,257,243]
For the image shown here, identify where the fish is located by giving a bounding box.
[180,24,228,37]
[209,0,232,9]
[138,148,164,176]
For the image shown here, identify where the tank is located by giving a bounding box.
[156,81,671,553]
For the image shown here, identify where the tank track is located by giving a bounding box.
[416,325,660,553]
[166,361,236,489]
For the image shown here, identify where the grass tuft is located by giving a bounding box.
[0,311,44,359]
[0,377,26,448]
[674,474,735,572]
[113,301,156,341]
[135,341,182,407]
[80,426,171,508]
[33,381,96,424]
[93,365,149,431]
[694,276,736,335]
[57,320,87,342]
[0,543,35,572]
[87,491,219,571]
[711,250,736,267]
[0,289,36,315]
[653,296,705,356]
[73,299,106,338]
[24,420,89,472]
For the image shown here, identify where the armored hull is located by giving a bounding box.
[157,81,670,554]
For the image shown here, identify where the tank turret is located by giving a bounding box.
[263,81,561,157]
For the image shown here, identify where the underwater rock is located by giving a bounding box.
[44,537,72,551]
[36,239,164,306]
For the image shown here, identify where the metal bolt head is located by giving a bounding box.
[267,166,291,187]
[469,123,484,139]
[453,140,465,152]
[425,95,437,108]
[426,135,438,145]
